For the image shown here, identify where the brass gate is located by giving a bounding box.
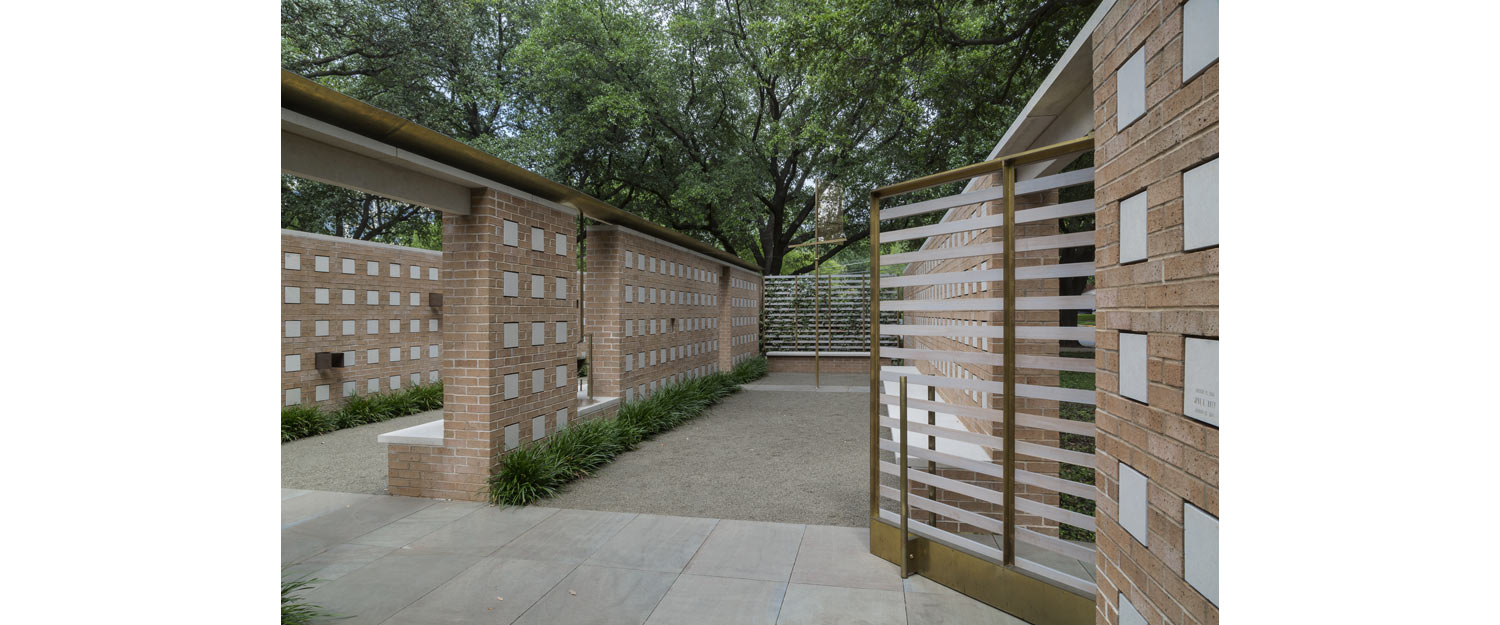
[868,136,1098,625]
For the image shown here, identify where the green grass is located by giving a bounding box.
[281,382,444,443]
[488,357,768,506]
[281,577,347,624]
[1058,357,1097,542]
[1077,313,1095,326]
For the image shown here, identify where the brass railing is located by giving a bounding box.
[868,135,1096,625]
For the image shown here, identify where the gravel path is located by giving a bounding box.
[543,387,871,526]
[280,410,442,494]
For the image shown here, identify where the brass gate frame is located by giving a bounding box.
[867,135,1095,625]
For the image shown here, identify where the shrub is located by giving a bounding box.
[281,405,333,442]
[282,382,444,443]
[487,360,766,506]
[281,577,346,624]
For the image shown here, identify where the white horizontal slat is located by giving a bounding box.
[1015,198,1096,224]
[880,461,1095,531]
[881,295,1094,313]
[882,242,1005,266]
[878,393,1095,436]
[880,200,1094,246]
[880,186,1009,221]
[882,347,1095,372]
[879,232,1094,267]
[878,168,1095,221]
[879,324,1094,342]
[882,214,1007,243]
[878,438,1095,501]
[1016,526,1097,563]
[880,416,1004,451]
[879,415,1093,468]
[883,263,1094,288]
[880,485,1007,536]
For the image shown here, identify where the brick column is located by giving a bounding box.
[388,187,580,501]
[1090,1,1219,623]
[583,227,625,398]
[716,266,733,373]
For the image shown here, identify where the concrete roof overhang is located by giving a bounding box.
[280,70,762,273]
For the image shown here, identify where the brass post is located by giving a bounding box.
[868,194,881,521]
[927,384,936,525]
[899,374,911,578]
[1001,162,1017,565]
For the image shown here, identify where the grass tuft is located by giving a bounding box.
[281,382,444,443]
[281,577,347,624]
[488,357,767,506]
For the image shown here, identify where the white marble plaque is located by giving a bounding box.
[1118,593,1147,625]
[284,253,300,270]
[343,381,356,397]
[1117,47,1147,130]
[1184,337,1219,426]
[504,423,519,450]
[556,365,567,387]
[315,288,330,305]
[1183,158,1219,251]
[1119,332,1149,403]
[285,320,300,338]
[532,322,546,346]
[504,373,518,399]
[503,271,518,297]
[368,378,379,393]
[342,258,356,274]
[532,415,546,441]
[531,227,545,251]
[503,220,518,246]
[285,388,301,406]
[314,256,329,273]
[531,274,544,298]
[1184,503,1220,606]
[1119,461,1149,546]
[1120,191,1148,264]
[1183,0,1219,81]
[557,409,569,430]
[284,286,300,304]
[314,384,330,401]
[532,368,544,393]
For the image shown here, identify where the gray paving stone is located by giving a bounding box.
[349,501,484,548]
[789,525,903,591]
[682,520,805,582]
[903,574,963,597]
[493,508,636,564]
[905,591,1032,625]
[586,514,718,573]
[382,557,576,625]
[644,574,787,625]
[282,529,338,566]
[282,542,396,582]
[512,564,677,625]
[285,494,436,543]
[775,583,906,625]
[403,505,559,555]
[301,551,483,625]
[281,490,374,528]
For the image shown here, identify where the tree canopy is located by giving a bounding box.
[282,0,1098,273]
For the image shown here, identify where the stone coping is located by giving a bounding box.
[578,396,621,418]
[377,418,443,446]
[767,351,870,357]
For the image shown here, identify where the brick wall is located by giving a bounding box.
[387,187,580,501]
[584,225,759,403]
[1090,0,1219,623]
[724,268,763,369]
[280,231,444,409]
